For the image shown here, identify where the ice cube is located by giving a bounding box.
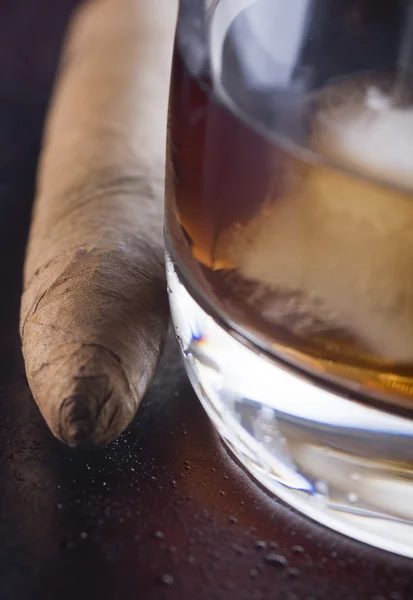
[315,80,413,189]
[225,76,413,361]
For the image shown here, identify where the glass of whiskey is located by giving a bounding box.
[165,0,413,557]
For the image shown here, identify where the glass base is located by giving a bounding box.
[166,249,413,559]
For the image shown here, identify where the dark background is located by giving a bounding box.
[1,1,413,598]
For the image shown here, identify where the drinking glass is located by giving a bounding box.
[165,0,413,557]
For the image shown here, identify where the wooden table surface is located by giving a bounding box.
[1,1,413,598]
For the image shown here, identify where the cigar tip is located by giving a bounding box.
[30,351,139,448]
[59,394,97,448]
[65,420,94,448]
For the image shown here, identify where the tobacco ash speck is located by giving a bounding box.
[229,516,237,524]
[292,545,305,555]
[153,531,165,540]
[287,567,301,578]
[255,540,267,550]
[249,568,259,579]
[158,574,174,586]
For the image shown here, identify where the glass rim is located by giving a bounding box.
[176,0,413,198]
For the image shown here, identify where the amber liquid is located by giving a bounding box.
[166,48,413,410]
